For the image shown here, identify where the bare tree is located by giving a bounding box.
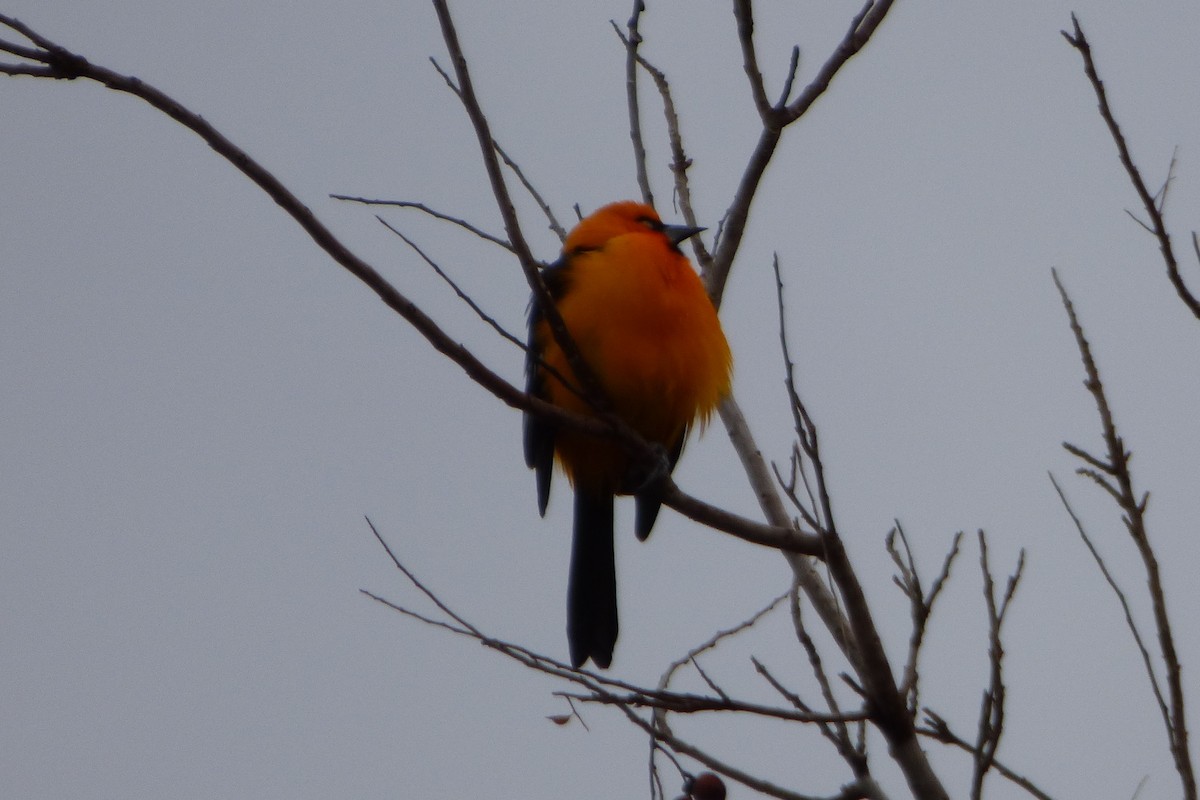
[1,4,1195,799]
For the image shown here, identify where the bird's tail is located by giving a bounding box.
[567,489,617,669]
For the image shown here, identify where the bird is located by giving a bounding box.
[524,200,732,669]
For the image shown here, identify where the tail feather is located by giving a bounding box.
[567,490,617,669]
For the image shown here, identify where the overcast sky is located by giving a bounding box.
[3,2,1200,798]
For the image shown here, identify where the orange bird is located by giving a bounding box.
[524,201,732,669]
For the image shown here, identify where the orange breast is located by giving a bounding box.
[537,233,731,491]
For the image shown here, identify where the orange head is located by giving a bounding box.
[564,201,704,255]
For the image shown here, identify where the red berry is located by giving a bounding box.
[690,772,727,800]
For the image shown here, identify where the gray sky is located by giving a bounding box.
[3,2,1200,798]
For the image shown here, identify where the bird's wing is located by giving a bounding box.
[523,257,571,516]
[633,426,687,541]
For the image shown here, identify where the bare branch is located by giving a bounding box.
[0,59,56,77]
[1049,473,1170,738]
[779,46,801,106]
[891,527,964,714]
[361,589,474,638]
[367,518,809,703]
[1062,14,1200,320]
[428,1,627,451]
[373,216,527,351]
[774,255,833,538]
[650,590,856,797]
[779,444,822,529]
[331,195,514,252]
[619,700,864,800]
[1053,268,1195,798]
[495,143,568,242]
[971,532,1025,800]
[772,254,946,799]
[1059,441,1114,475]
[364,516,484,639]
[658,481,822,555]
[1153,147,1178,215]
[690,657,729,702]
[710,0,896,307]
[752,655,811,712]
[791,583,870,777]
[731,0,776,122]
[718,395,858,665]
[782,0,894,124]
[610,18,708,273]
[919,712,1056,800]
[722,399,801,529]
[570,689,866,726]
[0,15,554,427]
[659,591,789,691]
[425,57,567,241]
[614,2,653,206]
[427,3,536,272]
[356,545,872,800]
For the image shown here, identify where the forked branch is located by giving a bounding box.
[1053,269,1195,800]
[1062,14,1200,320]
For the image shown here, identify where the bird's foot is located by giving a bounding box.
[623,443,671,495]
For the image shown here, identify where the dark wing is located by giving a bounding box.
[633,426,687,541]
[523,258,571,517]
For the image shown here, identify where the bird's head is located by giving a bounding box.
[565,200,705,255]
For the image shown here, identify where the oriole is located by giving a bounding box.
[524,200,732,669]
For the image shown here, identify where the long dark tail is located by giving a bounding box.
[567,489,617,669]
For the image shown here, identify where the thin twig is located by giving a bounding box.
[617,701,851,800]
[610,21,708,273]
[0,14,545,424]
[373,216,526,350]
[1053,268,1195,799]
[373,212,591,410]
[365,517,483,638]
[774,254,830,537]
[615,2,653,206]
[425,57,567,242]
[653,589,790,759]
[890,526,963,714]
[732,0,775,121]
[419,31,531,267]
[919,712,1055,800]
[710,0,896,307]
[493,140,568,242]
[660,592,790,687]
[357,553,868,800]
[1062,14,1200,320]
[773,255,948,798]
[330,196,513,252]
[718,394,856,661]
[971,531,1025,800]
[1049,473,1170,739]
[428,1,624,440]
[791,583,869,776]
[567,689,868,726]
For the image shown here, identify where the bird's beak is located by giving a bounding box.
[663,223,705,246]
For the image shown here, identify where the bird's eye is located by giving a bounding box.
[637,216,663,232]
